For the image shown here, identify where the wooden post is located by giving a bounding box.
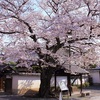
[68,43,72,96]
[54,72,57,91]
[99,70,100,83]
[80,74,82,94]
[67,73,72,96]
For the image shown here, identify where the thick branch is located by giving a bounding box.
[11,16,33,33]
[47,37,66,53]
[30,35,37,42]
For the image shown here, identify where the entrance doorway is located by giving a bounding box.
[5,78,12,93]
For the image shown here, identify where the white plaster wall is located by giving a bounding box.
[12,74,88,94]
[51,76,67,87]
[51,76,87,87]
[90,70,100,84]
[12,75,40,94]
[72,78,87,85]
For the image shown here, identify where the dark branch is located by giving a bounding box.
[48,37,66,53]
[0,31,20,34]
[30,35,37,42]
[11,16,33,33]
[5,0,17,9]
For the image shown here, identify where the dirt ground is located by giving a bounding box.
[62,85,100,100]
[0,86,100,100]
[0,95,58,100]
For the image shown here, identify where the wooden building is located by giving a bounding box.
[88,67,100,85]
[0,63,89,96]
[54,65,89,96]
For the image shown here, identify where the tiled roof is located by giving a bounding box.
[64,65,89,74]
[71,66,89,74]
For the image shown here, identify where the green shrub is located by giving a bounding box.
[89,64,96,68]
[83,82,90,87]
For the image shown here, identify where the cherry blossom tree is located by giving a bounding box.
[0,0,100,97]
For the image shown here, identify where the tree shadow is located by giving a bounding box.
[83,85,100,90]
[0,95,29,100]
[23,89,38,97]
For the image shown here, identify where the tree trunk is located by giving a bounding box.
[38,67,54,97]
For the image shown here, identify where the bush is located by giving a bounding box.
[74,82,90,89]
[83,82,90,87]
[89,64,97,68]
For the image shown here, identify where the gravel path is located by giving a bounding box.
[62,85,100,100]
[72,85,100,100]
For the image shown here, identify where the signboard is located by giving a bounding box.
[59,80,68,91]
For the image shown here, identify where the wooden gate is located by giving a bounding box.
[0,77,5,92]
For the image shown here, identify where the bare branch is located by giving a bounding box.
[0,31,20,34]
